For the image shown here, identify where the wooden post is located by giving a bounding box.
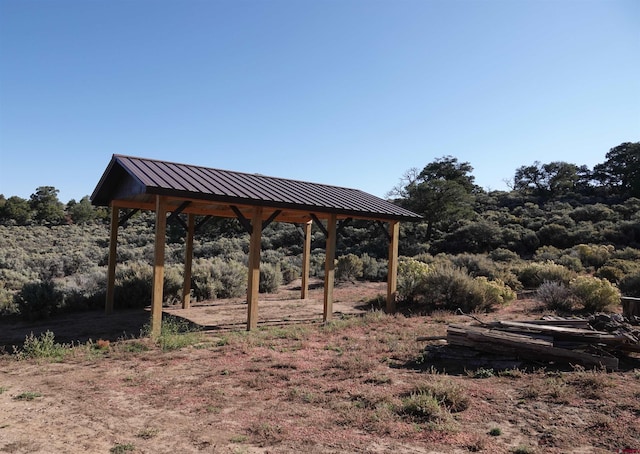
[247,206,263,330]
[323,214,337,322]
[622,297,640,318]
[105,205,119,314]
[386,221,400,314]
[301,220,312,299]
[182,213,195,309]
[150,196,167,339]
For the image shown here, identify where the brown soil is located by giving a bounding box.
[1,280,639,454]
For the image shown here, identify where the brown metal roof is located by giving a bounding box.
[91,154,422,222]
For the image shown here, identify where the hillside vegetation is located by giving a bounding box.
[1,142,639,320]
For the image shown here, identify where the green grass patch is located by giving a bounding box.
[14,391,42,401]
[110,443,135,453]
[144,317,204,351]
[14,330,69,361]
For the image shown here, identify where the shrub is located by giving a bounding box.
[397,257,431,303]
[533,246,562,263]
[476,277,516,307]
[15,280,63,321]
[619,272,640,297]
[420,266,488,313]
[595,266,625,284]
[335,254,363,283]
[114,262,153,308]
[516,261,576,289]
[0,283,18,315]
[211,259,247,298]
[536,281,574,312]
[15,330,69,360]
[572,244,614,269]
[361,254,387,281]
[450,253,500,279]
[490,248,520,263]
[399,390,442,422]
[259,262,282,293]
[279,259,300,284]
[570,276,620,313]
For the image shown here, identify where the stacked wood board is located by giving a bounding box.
[446,315,640,371]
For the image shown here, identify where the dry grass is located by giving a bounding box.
[1,282,639,453]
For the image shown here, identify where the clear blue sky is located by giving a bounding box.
[1,0,638,203]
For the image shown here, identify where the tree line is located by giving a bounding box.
[1,141,639,321]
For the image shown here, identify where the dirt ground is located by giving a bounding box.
[1,280,639,454]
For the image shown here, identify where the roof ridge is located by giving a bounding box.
[114,154,363,193]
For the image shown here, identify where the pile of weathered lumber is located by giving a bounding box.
[446,314,640,371]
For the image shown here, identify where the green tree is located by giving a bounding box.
[593,142,640,198]
[399,157,478,241]
[30,186,65,225]
[514,161,589,198]
[0,195,33,225]
[67,196,96,224]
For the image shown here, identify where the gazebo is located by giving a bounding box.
[91,155,421,337]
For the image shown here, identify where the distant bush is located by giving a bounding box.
[533,246,563,263]
[536,281,574,312]
[279,259,300,285]
[619,272,640,297]
[361,254,387,281]
[572,244,614,269]
[0,284,17,315]
[595,266,625,284]
[516,261,576,289]
[114,262,153,308]
[570,276,620,313]
[210,258,247,298]
[335,254,363,283]
[260,262,282,293]
[450,253,500,279]
[489,248,520,263]
[309,250,326,278]
[15,280,63,321]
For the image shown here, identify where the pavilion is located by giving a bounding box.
[91,155,421,337]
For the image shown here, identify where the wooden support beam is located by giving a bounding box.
[262,209,282,230]
[323,213,337,323]
[246,206,263,330]
[105,206,119,314]
[230,205,252,234]
[375,220,392,242]
[118,208,139,227]
[195,215,213,232]
[182,213,195,309]
[386,221,399,314]
[151,196,167,339]
[166,200,191,228]
[336,217,352,236]
[310,213,328,237]
[301,220,312,300]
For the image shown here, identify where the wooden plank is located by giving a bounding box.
[386,220,399,314]
[182,213,195,309]
[301,220,312,300]
[151,196,167,339]
[486,321,625,343]
[246,206,263,331]
[622,297,640,318]
[323,213,337,322]
[105,206,119,314]
[447,324,619,370]
[529,318,591,329]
